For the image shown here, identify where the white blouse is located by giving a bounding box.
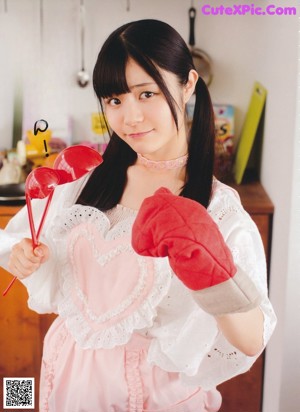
[0,175,277,390]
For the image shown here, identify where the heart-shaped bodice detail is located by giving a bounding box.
[54,205,172,349]
[69,221,154,329]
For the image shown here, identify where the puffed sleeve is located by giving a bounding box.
[0,175,88,314]
[146,180,277,389]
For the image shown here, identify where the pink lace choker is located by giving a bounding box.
[137,153,188,170]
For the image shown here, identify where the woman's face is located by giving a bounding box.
[102,58,191,160]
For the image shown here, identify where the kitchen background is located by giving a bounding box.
[0,0,299,411]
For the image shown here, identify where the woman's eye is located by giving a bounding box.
[140,91,155,99]
[106,97,121,106]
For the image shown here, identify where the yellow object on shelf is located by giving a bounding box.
[22,129,53,168]
[91,113,109,136]
[26,129,52,156]
[233,82,267,184]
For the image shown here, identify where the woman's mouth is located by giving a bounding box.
[127,129,153,139]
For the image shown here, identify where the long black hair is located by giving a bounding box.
[77,19,215,209]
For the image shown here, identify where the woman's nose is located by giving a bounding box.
[123,102,144,126]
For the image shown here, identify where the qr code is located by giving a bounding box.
[3,378,35,409]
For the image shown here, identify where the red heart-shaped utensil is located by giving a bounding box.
[25,167,61,199]
[4,146,103,296]
[53,145,103,183]
[25,167,62,245]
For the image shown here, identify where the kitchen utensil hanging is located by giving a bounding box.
[188,7,213,87]
[77,0,89,87]
[40,0,44,56]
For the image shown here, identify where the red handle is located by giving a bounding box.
[3,192,54,296]
[2,276,17,296]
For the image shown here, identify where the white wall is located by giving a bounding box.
[249,6,299,412]
[0,1,299,411]
[276,24,300,412]
[0,0,203,148]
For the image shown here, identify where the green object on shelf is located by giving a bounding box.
[233,82,267,184]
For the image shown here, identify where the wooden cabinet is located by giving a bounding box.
[0,181,273,411]
[218,181,274,412]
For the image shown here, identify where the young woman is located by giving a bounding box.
[0,19,276,411]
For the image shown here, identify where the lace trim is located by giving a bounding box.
[116,203,138,214]
[137,152,188,170]
[58,257,172,349]
[125,350,144,412]
[53,205,131,241]
[209,181,251,225]
[51,205,173,349]
[41,323,68,412]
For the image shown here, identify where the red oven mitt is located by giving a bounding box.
[132,188,262,315]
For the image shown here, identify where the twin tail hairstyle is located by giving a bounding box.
[77,19,215,210]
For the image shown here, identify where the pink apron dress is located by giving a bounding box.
[39,205,222,411]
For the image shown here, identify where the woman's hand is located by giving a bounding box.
[8,238,50,280]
